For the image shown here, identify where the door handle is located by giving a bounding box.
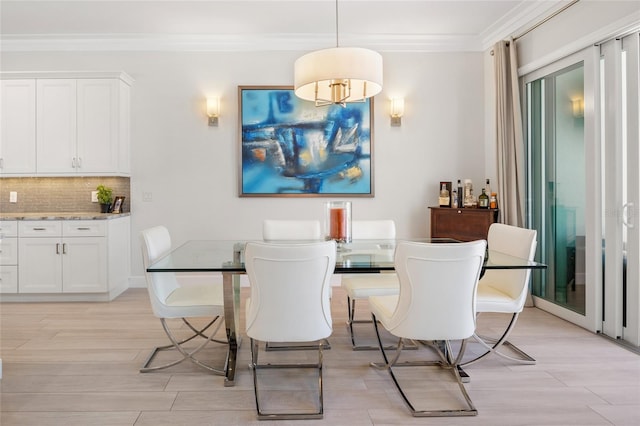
[622,203,635,229]
[56,243,61,254]
[62,243,67,254]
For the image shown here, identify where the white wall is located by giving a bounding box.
[1,50,487,280]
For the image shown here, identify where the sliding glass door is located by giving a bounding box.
[600,33,640,347]
[524,34,640,349]
[523,48,599,332]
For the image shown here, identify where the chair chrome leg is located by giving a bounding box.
[140,316,227,374]
[370,314,477,417]
[460,313,535,366]
[250,339,324,420]
[265,338,331,351]
[347,296,417,351]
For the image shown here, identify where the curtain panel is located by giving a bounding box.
[494,39,525,227]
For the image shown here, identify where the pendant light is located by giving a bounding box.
[294,0,383,106]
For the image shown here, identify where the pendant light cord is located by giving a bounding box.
[335,0,340,47]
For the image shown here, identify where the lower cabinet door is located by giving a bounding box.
[62,237,107,293]
[0,265,18,293]
[18,237,63,293]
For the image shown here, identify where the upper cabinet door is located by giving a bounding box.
[36,79,77,174]
[0,80,37,174]
[77,79,119,174]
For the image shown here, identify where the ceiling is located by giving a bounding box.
[0,0,569,52]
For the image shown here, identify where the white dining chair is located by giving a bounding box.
[262,219,327,351]
[139,226,227,374]
[369,240,486,417]
[461,223,538,366]
[341,219,401,350]
[262,219,322,241]
[245,240,336,420]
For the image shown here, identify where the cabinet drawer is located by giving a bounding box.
[19,221,62,237]
[0,221,18,237]
[0,238,18,265]
[63,221,106,237]
[430,207,498,242]
[0,265,18,293]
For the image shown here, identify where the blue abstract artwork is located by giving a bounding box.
[239,86,373,197]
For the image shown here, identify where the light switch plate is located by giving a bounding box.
[9,191,17,203]
[91,191,98,203]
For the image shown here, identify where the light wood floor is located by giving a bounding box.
[1,286,639,425]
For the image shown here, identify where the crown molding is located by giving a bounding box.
[0,32,488,53]
[480,0,569,50]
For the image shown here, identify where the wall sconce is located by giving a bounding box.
[390,98,405,126]
[207,97,219,126]
[572,98,584,118]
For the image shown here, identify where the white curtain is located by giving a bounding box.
[494,39,525,227]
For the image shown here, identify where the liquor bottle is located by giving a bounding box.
[456,179,463,208]
[463,179,474,208]
[439,183,450,207]
[478,188,489,208]
[490,192,498,209]
[452,189,458,209]
[485,179,491,199]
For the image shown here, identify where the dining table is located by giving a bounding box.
[146,238,547,386]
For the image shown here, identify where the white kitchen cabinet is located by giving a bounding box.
[0,221,18,293]
[0,80,37,174]
[76,79,121,173]
[18,220,108,294]
[0,71,133,176]
[36,79,77,174]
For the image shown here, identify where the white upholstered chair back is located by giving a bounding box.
[244,241,336,343]
[262,219,322,241]
[352,220,396,239]
[480,223,537,311]
[387,240,486,341]
[140,226,183,319]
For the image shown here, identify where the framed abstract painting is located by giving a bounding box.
[238,86,374,197]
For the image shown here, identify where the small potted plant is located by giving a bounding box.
[96,185,113,213]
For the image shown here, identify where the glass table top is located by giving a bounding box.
[146,239,547,273]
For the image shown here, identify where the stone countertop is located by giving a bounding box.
[0,212,131,220]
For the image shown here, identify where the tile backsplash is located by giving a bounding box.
[0,177,130,213]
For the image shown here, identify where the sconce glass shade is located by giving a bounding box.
[207,97,219,126]
[294,47,383,106]
[390,98,405,117]
[207,97,219,117]
[390,97,404,126]
[572,98,584,118]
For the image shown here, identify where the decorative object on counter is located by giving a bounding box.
[463,179,474,208]
[439,181,451,207]
[111,196,125,214]
[96,185,113,213]
[456,179,463,208]
[324,200,352,243]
